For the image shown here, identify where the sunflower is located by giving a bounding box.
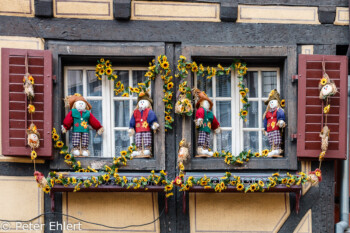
[262,149,269,156]
[100,58,105,62]
[31,150,37,160]
[166,104,173,109]
[179,163,184,170]
[281,99,286,108]
[105,60,111,67]
[258,180,264,187]
[217,64,224,71]
[56,141,64,148]
[315,169,321,177]
[165,116,172,121]
[133,88,140,94]
[50,179,55,187]
[237,183,244,191]
[240,91,246,97]
[81,121,88,129]
[103,174,110,182]
[180,55,186,60]
[65,154,71,160]
[28,76,35,84]
[241,110,248,116]
[324,104,330,114]
[145,71,153,77]
[52,133,59,141]
[235,63,241,69]
[28,104,35,113]
[43,185,51,194]
[272,172,280,177]
[254,152,260,157]
[281,178,287,184]
[320,78,327,86]
[319,151,325,161]
[185,63,192,69]
[192,65,199,73]
[250,184,257,191]
[161,61,169,69]
[106,67,113,75]
[115,81,121,88]
[122,93,129,97]
[142,121,149,128]
[167,82,174,90]
[241,98,247,104]
[99,69,105,75]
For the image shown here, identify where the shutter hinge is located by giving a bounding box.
[292,75,299,83]
[290,134,297,141]
[52,75,56,81]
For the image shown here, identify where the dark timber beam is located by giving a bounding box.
[114,0,131,20]
[34,0,53,18]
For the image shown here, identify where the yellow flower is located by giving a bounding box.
[241,110,248,116]
[28,104,35,113]
[254,152,260,157]
[250,184,257,192]
[133,88,140,94]
[31,150,37,160]
[165,116,173,122]
[80,121,88,129]
[282,178,287,184]
[235,63,241,69]
[56,141,64,148]
[281,99,286,108]
[122,93,129,97]
[105,60,111,67]
[180,55,186,60]
[103,174,110,181]
[65,154,71,160]
[100,58,105,62]
[272,173,280,177]
[52,133,59,141]
[185,63,192,69]
[179,163,184,170]
[142,121,149,128]
[115,81,121,88]
[262,149,269,156]
[237,183,244,191]
[106,67,113,75]
[43,185,51,194]
[167,82,174,90]
[324,104,330,114]
[319,151,325,161]
[258,180,264,187]
[166,104,173,109]
[166,193,174,198]
[217,64,224,71]
[28,75,34,84]
[99,69,105,75]
[240,91,246,97]
[192,64,199,72]
[161,61,169,69]
[320,78,327,86]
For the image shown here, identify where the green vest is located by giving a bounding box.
[199,108,214,133]
[72,109,91,133]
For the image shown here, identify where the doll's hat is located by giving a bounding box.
[66,93,92,110]
[27,123,40,137]
[264,89,282,105]
[137,91,153,105]
[194,89,213,110]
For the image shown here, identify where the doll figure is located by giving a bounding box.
[263,89,286,157]
[129,91,159,158]
[194,89,221,157]
[62,94,104,156]
[27,123,40,149]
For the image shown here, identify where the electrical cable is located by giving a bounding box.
[0,207,165,230]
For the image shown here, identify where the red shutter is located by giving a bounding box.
[1,48,53,158]
[297,54,348,159]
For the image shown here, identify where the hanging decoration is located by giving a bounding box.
[95,58,118,80]
[175,56,249,120]
[263,89,286,158]
[177,139,191,167]
[62,93,104,157]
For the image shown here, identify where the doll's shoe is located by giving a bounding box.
[81,149,89,157]
[196,147,211,158]
[133,150,152,158]
[267,150,283,158]
[132,151,140,157]
[206,151,214,156]
[72,149,80,156]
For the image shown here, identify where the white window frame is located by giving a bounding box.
[64,66,147,157]
[194,67,280,154]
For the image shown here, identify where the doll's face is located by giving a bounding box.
[138,100,150,111]
[269,100,278,109]
[75,100,87,111]
[201,100,210,110]
[29,134,39,142]
[321,84,332,96]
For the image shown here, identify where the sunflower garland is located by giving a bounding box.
[212,149,270,166]
[95,58,118,80]
[175,56,250,120]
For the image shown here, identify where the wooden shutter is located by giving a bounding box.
[297,54,348,159]
[1,48,53,158]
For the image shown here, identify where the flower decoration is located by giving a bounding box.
[324,104,330,114]
[281,99,286,108]
[95,58,117,80]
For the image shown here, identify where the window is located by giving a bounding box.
[195,67,280,154]
[64,67,147,157]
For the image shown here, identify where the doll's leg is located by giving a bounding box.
[81,133,90,156]
[267,130,282,157]
[143,132,152,156]
[203,132,213,156]
[71,132,81,156]
[197,131,206,147]
[132,133,142,156]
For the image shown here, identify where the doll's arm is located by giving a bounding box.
[89,113,103,131]
[195,108,204,126]
[263,117,268,131]
[128,114,136,136]
[62,111,73,133]
[147,110,159,130]
[277,108,286,128]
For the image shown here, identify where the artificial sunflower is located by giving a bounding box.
[281,178,287,184]
[28,75,35,84]
[236,183,244,191]
[99,69,105,76]
[43,185,51,194]
[81,121,88,129]
[100,58,105,62]
[65,154,71,160]
[272,172,280,177]
[250,184,257,191]
[31,150,37,160]
[166,104,173,109]
[262,149,269,156]
[52,133,59,141]
[324,104,330,114]
[106,67,113,76]
[281,99,286,108]
[241,110,248,116]
[142,121,149,128]
[167,82,174,90]
[103,174,110,182]
[320,78,327,86]
[28,104,35,113]
[179,163,185,170]
[258,180,264,187]
[166,193,174,198]
[105,60,111,67]
[165,115,172,121]
[240,91,246,97]
[319,151,325,161]
[133,88,140,94]
[115,81,121,88]
[254,152,260,157]
[56,141,64,148]
[185,63,192,69]
[161,61,170,69]
[122,93,129,97]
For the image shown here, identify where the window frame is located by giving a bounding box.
[49,41,166,171]
[180,44,298,171]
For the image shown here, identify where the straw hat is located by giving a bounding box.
[66,94,92,110]
[264,89,282,106]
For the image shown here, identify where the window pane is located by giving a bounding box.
[197,76,212,97]
[244,71,258,98]
[87,70,102,96]
[262,133,271,150]
[243,101,259,128]
[114,100,130,127]
[262,71,277,97]
[216,101,231,127]
[243,131,259,152]
[114,71,129,96]
[89,100,103,156]
[217,131,232,152]
[216,73,231,97]
[67,70,83,95]
[132,70,147,87]
[115,130,130,155]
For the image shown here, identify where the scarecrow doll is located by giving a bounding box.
[194,89,221,157]
[129,91,159,158]
[62,94,104,156]
[263,89,286,157]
